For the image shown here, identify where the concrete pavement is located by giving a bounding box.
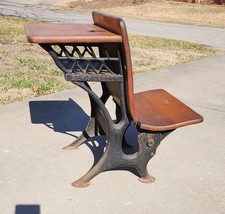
[1,54,225,214]
[0,1,225,214]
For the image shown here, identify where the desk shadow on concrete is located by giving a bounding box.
[29,98,89,138]
[29,98,107,166]
[15,205,40,214]
[29,98,139,176]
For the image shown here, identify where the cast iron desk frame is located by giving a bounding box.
[25,14,203,187]
[25,23,151,187]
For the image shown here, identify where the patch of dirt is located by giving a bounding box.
[56,0,225,10]
[65,0,154,9]
[0,88,35,105]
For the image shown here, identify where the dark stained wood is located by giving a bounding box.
[25,23,122,44]
[92,11,136,122]
[134,89,203,131]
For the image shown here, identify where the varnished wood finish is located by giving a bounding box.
[92,11,203,131]
[92,11,136,121]
[134,89,203,131]
[25,23,122,44]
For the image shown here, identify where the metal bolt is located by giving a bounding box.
[147,139,154,147]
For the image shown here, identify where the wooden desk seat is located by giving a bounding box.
[92,11,203,132]
[91,11,203,185]
[134,89,203,131]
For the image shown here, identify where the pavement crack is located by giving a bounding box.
[196,104,225,113]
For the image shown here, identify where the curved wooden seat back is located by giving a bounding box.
[92,11,203,131]
[92,11,137,122]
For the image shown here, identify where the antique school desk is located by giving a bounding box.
[25,11,203,187]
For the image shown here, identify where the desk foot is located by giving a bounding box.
[63,117,97,150]
[139,175,156,183]
[63,144,78,150]
[71,180,91,188]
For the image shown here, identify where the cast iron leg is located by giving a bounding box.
[63,117,97,150]
[71,122,128,187]
[71,143,113,187]
[71,129,172,187]
[136,131,171,183]
[63,82,110,150]
[114,100,131,148]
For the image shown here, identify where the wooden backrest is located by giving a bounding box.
[92,11,137,121]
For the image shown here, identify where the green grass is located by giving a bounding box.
[0,15,72,104]
[0,16,37,42]
[17,58,48,71]
[0,15,224,104]
[129,34,222,73]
